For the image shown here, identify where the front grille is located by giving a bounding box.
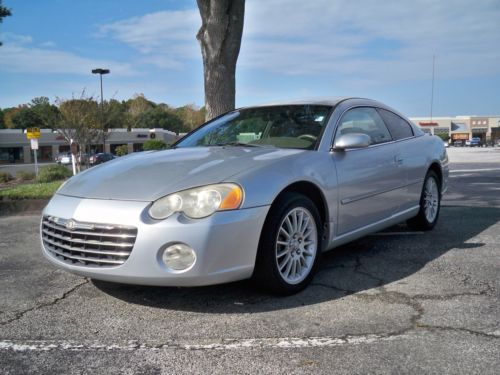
[41,215,137,268]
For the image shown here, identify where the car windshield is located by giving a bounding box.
[175,105,332,150]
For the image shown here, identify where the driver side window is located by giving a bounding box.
[337,107,392,145]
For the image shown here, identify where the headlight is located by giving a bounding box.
[149,183,243,220]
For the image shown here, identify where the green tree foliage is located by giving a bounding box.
[30,97,60,128]
[3,107,21,128]
[143,139,167,151]
[8,97,60,129]
[435,133,450,141]
[0,1,12,46]
[11,106,42,129]
[56,93,100,157]
[0,108,5,129]
[4,92,206,133]
[136,107,188,133]
[103,99,126,129]
[124,94,155,130]
[175,104,206,131]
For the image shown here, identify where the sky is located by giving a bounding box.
[1,0,499,117]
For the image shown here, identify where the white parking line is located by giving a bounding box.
[0,334,407,352]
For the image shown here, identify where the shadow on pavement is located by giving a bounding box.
[93,206,499,313]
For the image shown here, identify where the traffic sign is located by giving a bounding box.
[30,138,39,150]
[26,127,41,139]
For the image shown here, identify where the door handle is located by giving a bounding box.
[394,155,403,165]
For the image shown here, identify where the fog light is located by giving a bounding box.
[162,244,196,271]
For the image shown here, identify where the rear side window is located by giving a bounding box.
[377,108,414,140]
[336,107,392,145]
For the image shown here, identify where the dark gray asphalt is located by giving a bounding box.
[0,148,499,374]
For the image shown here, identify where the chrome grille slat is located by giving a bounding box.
[45,244,126,265]
[43,237,131,257]
[42,228,134,248]
[41,215,137,268]
[42,220,136,238]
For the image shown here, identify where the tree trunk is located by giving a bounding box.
[196,0,245,121]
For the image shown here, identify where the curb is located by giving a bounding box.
[0,199,49,216]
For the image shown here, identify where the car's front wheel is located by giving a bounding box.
[407,170,441,231]
[253,193,322,295]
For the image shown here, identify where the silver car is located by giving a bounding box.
[41,98,448,294]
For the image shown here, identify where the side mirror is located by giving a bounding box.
[332,133,371,151]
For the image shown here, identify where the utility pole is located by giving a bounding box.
[92,68,110,152]
[430,55,435,134]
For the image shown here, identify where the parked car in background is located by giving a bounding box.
[41,97,448,295]
[77,153,89,164]
[469,137,481,147]
[443,140,449,147]
[465,139,471,146]
[453,140,463,147]
[89,153,115,166]
[56,153,71,165]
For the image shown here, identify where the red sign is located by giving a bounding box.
[419,122,438,126]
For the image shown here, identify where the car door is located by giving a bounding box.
[332,107,403,235]
[377,108,422,211]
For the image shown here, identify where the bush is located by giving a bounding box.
[435,133,449,142]
[37,164,72,183]
[16,170,36,181]
[115,145,129,157]
[0,171,13,183]
[143,139,167,151]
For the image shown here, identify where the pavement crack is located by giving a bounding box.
[309,282,352,294]
[0,278,89,326]
[353,256,385,286]
[415,324,500,339]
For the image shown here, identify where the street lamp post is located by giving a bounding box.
[91,68,110,152]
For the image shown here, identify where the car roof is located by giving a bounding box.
[246,97,352,108]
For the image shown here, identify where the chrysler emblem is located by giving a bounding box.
[65,220,76,230]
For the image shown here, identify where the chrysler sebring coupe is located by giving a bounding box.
[41,98,448,294]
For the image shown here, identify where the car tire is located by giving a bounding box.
[407,170,441,231]
[252,192,322,295]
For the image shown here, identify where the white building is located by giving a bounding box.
[0,128,179,164]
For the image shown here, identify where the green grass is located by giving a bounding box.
[0,180,64,200]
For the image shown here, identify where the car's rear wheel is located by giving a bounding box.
[407,170,441,231]
[253,193,322,295]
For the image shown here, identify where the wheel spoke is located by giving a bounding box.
[279,254,291,271]
[279,226,290,239]
[284,256,293,277]
[291,211,298,233]
[291,259,297,278]
[285,216,294,234]
[299,216,310,235]
[277,247,288,258]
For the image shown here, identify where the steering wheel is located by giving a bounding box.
[297,134,318,142]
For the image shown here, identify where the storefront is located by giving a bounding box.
[491,127,500,143]
[451,132,469,146]
[471,128,487,143]
[0,147,24,164]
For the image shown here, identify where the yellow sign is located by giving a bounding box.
[26,127,41,139]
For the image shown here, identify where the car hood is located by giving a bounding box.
[57,146,304,201]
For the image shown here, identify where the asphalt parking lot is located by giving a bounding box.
[1,147,499,374]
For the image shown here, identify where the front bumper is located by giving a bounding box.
[41,194,270,286]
